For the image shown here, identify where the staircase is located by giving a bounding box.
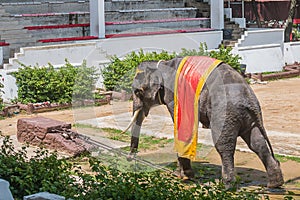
[185,0,210,18]
[0,0,215,67]
[0,6,35,62]
[222,18,245,47]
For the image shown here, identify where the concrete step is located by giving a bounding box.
[224,24,240,30]
[222,39,237,47]
[0,31,32,40]
[106,0,185,11]
[185,1,210,18]
[4,37,35,46]
[107,7,198,21]
[20,14,90,26]
[0,16,32,24]
[105,18,210,34]
[27,27,89,41]
[1,1,89,15]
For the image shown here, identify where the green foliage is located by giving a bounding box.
[0,135,78,199]
[209,45,242,73]
[181,43,242,73]
[179,43,210,57]
[0,134,265,200]
[102,44,242,92]
[101,50,176,92]
[11,60,98,104]
[275,154,300,163]
[0,74,4,110]
[101,127,173,151]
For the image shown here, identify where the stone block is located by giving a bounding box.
[17,117,92,156]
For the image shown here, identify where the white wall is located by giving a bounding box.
[236,44,284,73]
[237,28,284,47]
[284,41,300,65]
[232,28,287,73]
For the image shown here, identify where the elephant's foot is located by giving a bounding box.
[267,168,284,188]
[222,175,237,190]
[177,157,195,180]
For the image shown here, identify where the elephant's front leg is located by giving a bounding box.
[177,157,195,180]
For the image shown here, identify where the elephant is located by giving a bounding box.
[124,56,284,188]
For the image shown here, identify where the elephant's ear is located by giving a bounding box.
[145,67,163,100]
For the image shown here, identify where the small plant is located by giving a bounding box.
[179,43,210,57]
[209,45,242,73]
[180,43,242,73]
[102,49,176,92]
[12,60,98,104]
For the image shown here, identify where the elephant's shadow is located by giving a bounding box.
[165,161,270,188]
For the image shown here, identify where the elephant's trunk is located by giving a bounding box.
[129,110,145,154]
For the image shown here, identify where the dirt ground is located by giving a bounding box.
[0,77,300,199]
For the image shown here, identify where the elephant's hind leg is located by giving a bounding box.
[240,127,284,188]
[213,129,238,189]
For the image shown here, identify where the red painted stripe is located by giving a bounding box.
[25,23,90,30]
[38,36,98,43]
[0,42,9,46]
[294,19,300,24]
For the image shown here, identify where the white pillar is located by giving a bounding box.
[90,0,105,38]
[210,0,224,30]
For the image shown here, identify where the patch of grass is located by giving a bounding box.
[73,123,100,130]
[275,154,300,163]
[73,124,173,151]
[102,127,173,151]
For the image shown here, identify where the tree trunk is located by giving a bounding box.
[251,0,262,28]
[284,0,298,42]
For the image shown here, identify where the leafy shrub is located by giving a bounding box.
[180,43,242,73]
[102,44,242,92]
[0,134,264,200]
[209,45,242,73]
[102,50,176,92]
[179,43,210,57]
[12,60,98,104]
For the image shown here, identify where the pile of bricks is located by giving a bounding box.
[17,117,93,156]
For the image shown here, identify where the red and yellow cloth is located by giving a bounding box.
[174,56,222,160]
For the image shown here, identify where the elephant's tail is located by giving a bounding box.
[249,106,276,159]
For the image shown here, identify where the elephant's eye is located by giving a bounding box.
[134,89,144,99]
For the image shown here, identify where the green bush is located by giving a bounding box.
[102,44,242,92]
[180,43,242,73]
[0,135,263,200]
[12,60,98,104]
[209,45,242,73]
[102,50,176,92]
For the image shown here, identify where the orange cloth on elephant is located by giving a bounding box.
[174,56,222,160]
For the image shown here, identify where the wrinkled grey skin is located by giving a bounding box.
[129,57,284,188]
